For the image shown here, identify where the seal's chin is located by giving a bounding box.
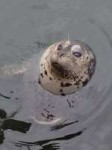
[51,61,70,78]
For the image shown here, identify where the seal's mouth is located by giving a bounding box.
[51,62,70,78]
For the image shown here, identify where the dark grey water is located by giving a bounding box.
[0,0,112,149]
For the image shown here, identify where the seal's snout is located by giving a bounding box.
[51,61,69,78]
[51,62,63,72]
[57,50,65,57]
[58,53,64,57]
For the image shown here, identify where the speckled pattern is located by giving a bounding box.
[0,0,112,150]
[39,40,96,95]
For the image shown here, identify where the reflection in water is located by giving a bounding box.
[0,93,11,99]
[41,143,60,150]
[0,129,4,144]
[0,109,7,119]
[0,109,31,144]
[15,143,60,150]
[51,120,79,131]
[15,128,85,150]
[2,119,31,133]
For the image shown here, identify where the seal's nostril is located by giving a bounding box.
[59,54,64,57]
[52,62,60,68]
[58,53,64,57]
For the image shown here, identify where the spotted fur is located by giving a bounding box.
[38,40,96,95]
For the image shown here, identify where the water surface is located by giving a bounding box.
[0,0,112,149]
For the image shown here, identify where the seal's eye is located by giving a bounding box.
[71,45,82,57]
[57,44,62,50]
[72,51,81,57]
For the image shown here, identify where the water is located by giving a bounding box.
[0,0,112,149]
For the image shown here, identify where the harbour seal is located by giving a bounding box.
[39,40,96,95]
[0,39,96,124]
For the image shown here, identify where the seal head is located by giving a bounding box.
[39,40,96,95]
